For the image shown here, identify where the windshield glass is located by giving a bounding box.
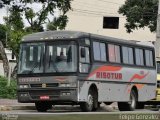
[157,61,160,74]
[18,43,45,74]
[18,41,77,74]
[45,41,77,72]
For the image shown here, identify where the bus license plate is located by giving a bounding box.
[40,96,50,100]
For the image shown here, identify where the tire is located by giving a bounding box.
[35,102,51,112]
[92,91,98,111]
[136,102,145,109]
[104,102,112,105]
[118,90,137,111]
[80,89,98,112]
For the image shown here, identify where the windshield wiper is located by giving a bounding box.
[29,53,43,73]
[29,62,39,73]
[49,54,59,72]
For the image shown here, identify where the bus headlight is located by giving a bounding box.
[19,84,29,88]
[59,83,70,87]
[59,83,76,87]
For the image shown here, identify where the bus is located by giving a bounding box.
[156,60,160,103]
[146,60,160,105]
[17,31,157,112]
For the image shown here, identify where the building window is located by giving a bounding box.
[93,42,106,61]
[103,17,119,29]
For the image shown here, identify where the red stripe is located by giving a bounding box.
[129,72,149,82]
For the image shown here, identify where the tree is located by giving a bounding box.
[0,24,7,47]
[0,0,72,78]
[118,0,158,33]
[0,41,9,77]
[0,24,9,78]
[47,15,68,30]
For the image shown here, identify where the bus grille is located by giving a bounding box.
[30,83,59,88]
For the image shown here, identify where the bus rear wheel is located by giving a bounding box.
[35,102,52,112]
[118,90,137,111]
[80,89,98,112]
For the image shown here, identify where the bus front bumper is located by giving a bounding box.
[17,88,78,103]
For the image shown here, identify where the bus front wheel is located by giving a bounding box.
[118,90,137,111]
[80,89,98,112]
[35,102,52,112]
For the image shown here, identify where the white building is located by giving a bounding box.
[66,0,156,41]
[0,49,16,76]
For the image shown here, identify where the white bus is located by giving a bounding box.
[17,31,157,112]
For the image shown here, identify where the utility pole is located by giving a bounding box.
[155,0,160,60]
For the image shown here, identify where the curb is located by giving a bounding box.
[0,105,118,112]
[0,106,12,111]
[0,105,35,111]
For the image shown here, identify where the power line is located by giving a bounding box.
[73,8,119,15]
[98,0,122,5]
[72,8,157,16]
[71,8,123,17]
[72,2,117,13]
[69,11,126,18]
[72,1,117,11]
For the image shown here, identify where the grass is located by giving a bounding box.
[0,76,17,99]
[3,114,159,120]
[7,114,120,120]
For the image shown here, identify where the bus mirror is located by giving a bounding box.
[81,48,86,58]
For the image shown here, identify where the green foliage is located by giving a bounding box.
[0,24,7,47]
[8,31,26,59]
[3,6,25,60]
[47,15,68,30]
[0,76,17,99]
[118,0,158,33]
[0,0,72,60]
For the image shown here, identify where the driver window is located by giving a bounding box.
[79,46,90,73]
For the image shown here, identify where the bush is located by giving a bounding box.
[0,76,17,99]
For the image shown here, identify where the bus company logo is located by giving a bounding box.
[19,77,41,83]
[96,72,122,80]
[42,83,46,88]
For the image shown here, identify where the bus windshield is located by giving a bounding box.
[18,41,77,74]
[18,43,45,74]
[45,42,77,73]
[157,61,160,74]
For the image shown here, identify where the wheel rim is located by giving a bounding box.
[87,94,93,110]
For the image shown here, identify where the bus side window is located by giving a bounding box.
[79,46,90,73]
[108,44,120,63]
[135,48,144,66]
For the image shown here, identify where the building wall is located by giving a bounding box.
[66,0,156,41]
[0,49,16,77]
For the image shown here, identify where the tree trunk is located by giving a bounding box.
[0,41,9,77]
[11,64,17,79]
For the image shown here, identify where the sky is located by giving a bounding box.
[0,3,59,27]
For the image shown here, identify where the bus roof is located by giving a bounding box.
[22,30,154,48]
[22,31,88,41]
